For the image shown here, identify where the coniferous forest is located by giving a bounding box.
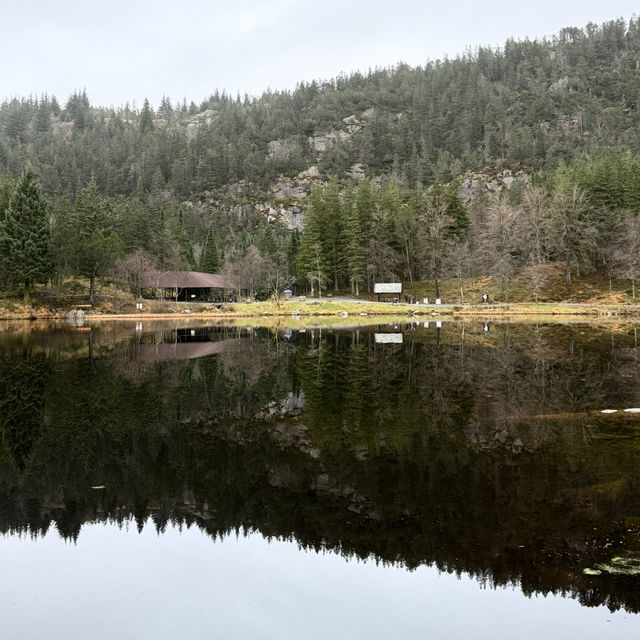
[2,18,640,301]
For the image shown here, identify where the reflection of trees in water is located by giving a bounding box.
[0,323,640,612]
[295,327,476,458]
[0,354,51,471]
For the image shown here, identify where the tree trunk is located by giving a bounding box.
[89,274,95,305]
[404,243,414,293]
[23,283,31,306]
[434,278,440,299]
[608,267,612,291]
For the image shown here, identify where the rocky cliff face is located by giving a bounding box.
[458,169,531,202]
[233,168,533,232]
[181,109,218,140]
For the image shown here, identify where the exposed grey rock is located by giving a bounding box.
[53,121,74,139]
[226,181,251,198]
[347,163,366,180]
[550,76,570,92]
[299,166,320,178]
[458,170,531,202]
[65,309,85,326]
[342,114,360,126]
[271,423,311,447]
[342,114,365,134]
[267,138,303,161]
[267,139,293,160]
[182,109,218,140]
[308,129,350,153]
[254,392,306,421]
[252,203,304,231]
[270,176,311,199]
[280,206,304,231]
[557,114,580,132]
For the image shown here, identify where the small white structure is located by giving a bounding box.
[374,283,402,294]
[375,333,404,344]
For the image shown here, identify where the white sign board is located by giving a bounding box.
[375,333,404,344]
[374,282,402,294]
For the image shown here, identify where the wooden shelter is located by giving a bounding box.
[140,271,244,302]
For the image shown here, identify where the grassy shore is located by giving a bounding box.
[3,264,640,322]
[2,298,640,324]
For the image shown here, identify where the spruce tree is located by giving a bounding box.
[344,201,365,296]
[73,177,122,304]
[0,166,52,303]
[199,229,220,273]
[296,187,329,296]
[139,98,154,135]
[0,175,15,220]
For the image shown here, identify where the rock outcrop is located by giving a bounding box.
[458,169,531,202]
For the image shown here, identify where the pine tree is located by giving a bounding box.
[169,209,195,270]
[429,181,469,233]
[139,98,154,135]
[199,229,220,273]
[0,166,52,303]
[344,201,365,296]
[0,174,15,220]
[49,189,74,299]
[322,178,345,290]
[73,177,122,303]
[296,187,329,296]
[35,98,51,133]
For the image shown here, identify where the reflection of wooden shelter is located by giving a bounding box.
[138,340,231,362]
[140,271,245,302]
[137,327,251,362]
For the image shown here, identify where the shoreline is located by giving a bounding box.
[2,300,640,323]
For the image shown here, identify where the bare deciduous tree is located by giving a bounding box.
[222,244,271,300]
[417,202,453,300]
[519,187,552,301]
[112,248,156,299]
[548,183,598,288]
[444,237,472,302]
[478,193,519,298]
[613,212,640,300]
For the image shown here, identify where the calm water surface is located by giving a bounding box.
[0,319,639,638]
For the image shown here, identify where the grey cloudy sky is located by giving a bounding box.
[1,1,638,108]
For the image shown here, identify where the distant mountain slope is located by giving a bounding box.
[1,18,639,199]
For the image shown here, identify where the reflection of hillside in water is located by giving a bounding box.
[0,322,639,613]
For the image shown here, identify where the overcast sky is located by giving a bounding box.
[1,1,638,109]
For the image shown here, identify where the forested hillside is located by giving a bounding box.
[2,17,640,301]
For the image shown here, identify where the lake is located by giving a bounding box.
[0,319,639,638]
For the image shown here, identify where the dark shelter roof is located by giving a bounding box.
[141,271,228,289]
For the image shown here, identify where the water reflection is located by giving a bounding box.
[0,320,639,614]
[3,523,637,640]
